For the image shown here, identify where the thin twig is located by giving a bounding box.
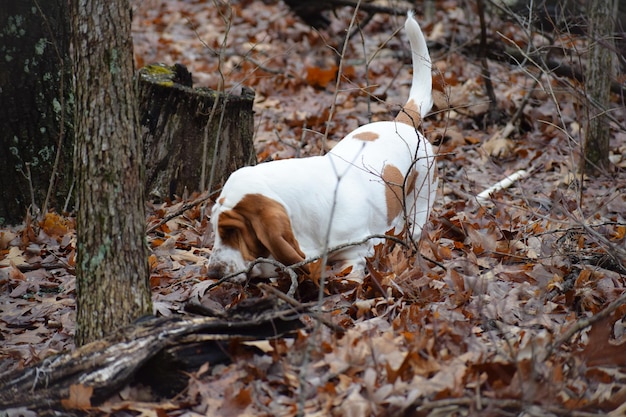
[321,0,363,152]
[204,232,413,293]
[189,2,230,193]
[146,192,212,234]
[476,0,499,124]
[411,395,608,416]
[35,0,66,217]
[203,256,299,297]
[542,290,626,362]
[21,164,38,218]
[257,283,345,333]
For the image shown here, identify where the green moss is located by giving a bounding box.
[79,237,112,272]
[139,64,180,89]
[5,15,26,37]
[142,64,175,76]
[5,22,17,36]
[38,146,53,162]
[34,38,47,55]
[13,15,24,27]
[109,48,120,75]
[52,97,61,114]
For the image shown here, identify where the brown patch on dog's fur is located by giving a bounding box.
[395,99,422,128]
[382,164,404,224]
[353,131,379,141]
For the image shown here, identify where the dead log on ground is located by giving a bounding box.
[282,0,413,28]
[0,297,304,413]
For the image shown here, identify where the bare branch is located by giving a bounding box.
[542,289,626,362]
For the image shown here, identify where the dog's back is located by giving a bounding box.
[208,13,437,280]
[328,12,437,243]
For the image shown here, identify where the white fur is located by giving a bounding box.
[208,12,437,280]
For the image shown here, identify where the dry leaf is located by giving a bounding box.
[482,133,515,159]
[41,212,73,237]
[306,65,337,88]
[0,246,27,267]
[61,384,93,410]
[0,231,17,250]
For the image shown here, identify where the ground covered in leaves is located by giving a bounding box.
[2,0,626,415]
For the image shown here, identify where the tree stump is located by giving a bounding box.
[137,63,256,200]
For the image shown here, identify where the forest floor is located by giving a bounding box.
[2,0,626,415]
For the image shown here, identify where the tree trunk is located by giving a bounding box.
[71,0,152,346]
[583,0,617,175]
[0,0,74,225]
[137,63,256,200]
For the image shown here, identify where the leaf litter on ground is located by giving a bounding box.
[1,0,625,415]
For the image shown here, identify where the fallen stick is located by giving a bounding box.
[476,169,529,203]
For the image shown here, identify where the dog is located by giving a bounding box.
[207,12,437,282]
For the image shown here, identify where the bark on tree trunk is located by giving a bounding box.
[71,0,152,346]
[583,0,617,175]
[0,0,74,225]
[137,63,255,199]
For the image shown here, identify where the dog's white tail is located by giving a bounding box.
[405,11,433,118]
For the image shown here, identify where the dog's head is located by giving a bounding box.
[207,193,306,280]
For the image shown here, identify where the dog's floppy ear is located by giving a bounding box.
[217,209,267,261]
[237,194,306,266]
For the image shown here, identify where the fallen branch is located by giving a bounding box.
[409,395,608,416]
[0,298,304,412]
[283,0,413,28]
[258,283,345,333]
[476,169,530,203]
[542,289,626,362]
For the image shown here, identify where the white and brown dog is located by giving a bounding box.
[208,12,437,282]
